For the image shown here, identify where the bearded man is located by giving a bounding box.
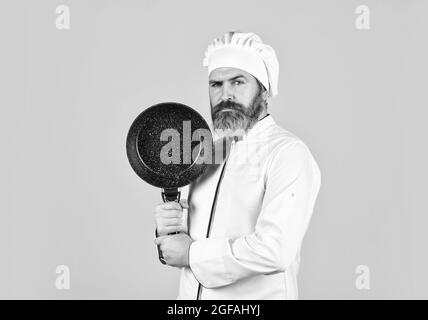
[154,32,321,300]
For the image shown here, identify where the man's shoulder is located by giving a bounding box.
[264,122,321,183]
[264,122,308,156]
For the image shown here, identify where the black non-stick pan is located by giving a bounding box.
[126,102,212,263]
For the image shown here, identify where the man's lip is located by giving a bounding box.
[220,108,233,112]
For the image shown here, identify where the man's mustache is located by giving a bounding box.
[212,100,246,117]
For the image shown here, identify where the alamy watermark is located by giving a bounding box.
[55,5,70,30]
[355,265,370,290]
[55,265,70,290]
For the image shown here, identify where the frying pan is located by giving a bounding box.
[126,102,212,263]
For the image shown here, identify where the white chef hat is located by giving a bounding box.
[203,32,279,97]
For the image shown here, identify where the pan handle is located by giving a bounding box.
[161,188,181,202]
[157,187,181,264]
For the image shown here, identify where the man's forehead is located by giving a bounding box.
[209,67,254,81]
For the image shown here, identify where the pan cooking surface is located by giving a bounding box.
[126,102,212,189]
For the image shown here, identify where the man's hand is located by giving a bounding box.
[154,233,193,268]
[155,199,189,236]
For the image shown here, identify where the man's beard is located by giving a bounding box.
[211,91,266,139]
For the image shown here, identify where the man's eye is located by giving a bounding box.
[234,80,243,85]
[210,83,220,88]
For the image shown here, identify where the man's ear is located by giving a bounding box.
[261,89,269,101]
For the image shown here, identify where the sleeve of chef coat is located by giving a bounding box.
[188,140,321,289]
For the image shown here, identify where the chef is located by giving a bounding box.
[154,31,321,300]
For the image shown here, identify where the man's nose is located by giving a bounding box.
[220,84,234,101]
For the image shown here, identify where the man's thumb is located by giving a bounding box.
[154,236,168,245]
[179,199,189,209]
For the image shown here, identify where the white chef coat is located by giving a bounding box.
[177,114,321,300]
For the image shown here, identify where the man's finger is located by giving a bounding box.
[161,217,183,227]
[155,210,183,218]
[156,202,182,210]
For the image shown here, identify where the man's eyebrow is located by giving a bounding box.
[209,75,246,83]
[228,75,246,81]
